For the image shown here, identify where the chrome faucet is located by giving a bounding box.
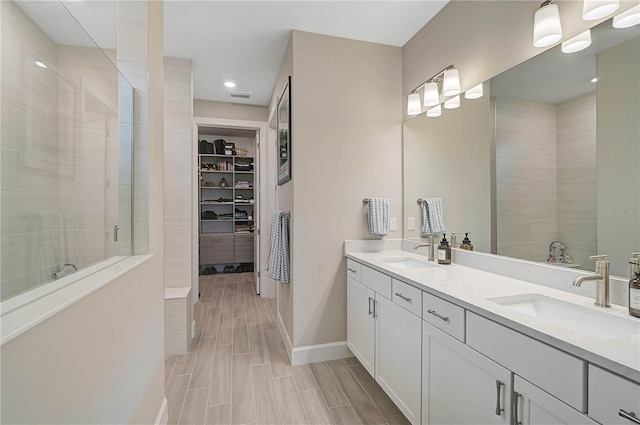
[413,235,435,261]
[572,255,611,308]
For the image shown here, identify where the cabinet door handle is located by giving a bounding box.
[368,297,373,316]
[494,380,504,416]
[427,309,449,322]
[373,300,378,318]
[513,391,522,425]
[395,292,412,303]
[620,410,640,424]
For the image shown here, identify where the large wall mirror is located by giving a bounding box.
[403,14,639,278]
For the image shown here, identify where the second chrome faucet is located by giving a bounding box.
[414,235,435,261]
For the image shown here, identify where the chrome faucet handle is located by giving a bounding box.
[589,254,609,264]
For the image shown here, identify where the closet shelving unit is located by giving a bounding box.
[199,153,255,272]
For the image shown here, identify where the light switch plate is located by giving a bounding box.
[408,217,415,231]
[390,217,397,231]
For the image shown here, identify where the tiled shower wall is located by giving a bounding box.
[495,95,597,267]
[1,1,123,300]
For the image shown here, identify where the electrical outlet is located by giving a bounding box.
[390,217,397,231]
[408,217,415,231]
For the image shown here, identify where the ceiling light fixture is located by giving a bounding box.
[464,83,484,99]
[533,0,563,48]
[444,95,461,110]
[407,92,422,115]
[561,29,592,53]
[224,81,236,88]
[35,61,47,68]
[613,4,640,28]
[424,81,440,107]
[591,77,598,83]
[583,0,619,20]
[426,104,442,118]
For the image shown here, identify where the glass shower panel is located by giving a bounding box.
[0,0,133,302]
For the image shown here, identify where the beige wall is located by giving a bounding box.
[403,84,491,252]
[597,36,640,276]
[194,99,268,122]
[269,30,403,348]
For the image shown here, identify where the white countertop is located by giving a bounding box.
[345,249,640,383]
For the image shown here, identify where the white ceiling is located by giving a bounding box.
[19,1,449,107]
[163,1,449,106]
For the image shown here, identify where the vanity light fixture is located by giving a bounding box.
[561,29,592,53]
[424,81,440,107]
[583,0,619,20]
[464,83,484,99]
[442,67,461,96]
[426,104,442,118]
[444,95,461,109]
[613,4,640,28]
[407,91,422,115]
[534,0,563,47]
[224,81,236,88]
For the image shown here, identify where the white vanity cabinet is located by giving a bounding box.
[513,376,598,425]
[346,261,422,425]
[422,322,511,425]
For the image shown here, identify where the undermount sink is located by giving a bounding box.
[488,293,640,340]
[378,257,435,270]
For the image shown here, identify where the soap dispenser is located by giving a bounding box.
[629,253,640,318]
[437,234,452,265]
[460,233,474,251]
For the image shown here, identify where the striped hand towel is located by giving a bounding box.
[265,211,290,284]
[421,198,446,235]
[367,198,389,237]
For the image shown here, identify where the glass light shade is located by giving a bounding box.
[407,92,422,115]
[442,68,460,96]
[426,104,442,118]
[561,29,592,53]
[613,4,640,28]
[423,81,440,107]
[464,83,484,99]
[444,95,460,109]
[533,2,563,47]
[583,0,619,20]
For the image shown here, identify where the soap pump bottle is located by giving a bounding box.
[460,233,474,251]
[629,253,640,318]
[437,234,452,265]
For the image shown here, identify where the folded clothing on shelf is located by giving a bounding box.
[234,163,254,171]
[201,211,218,220]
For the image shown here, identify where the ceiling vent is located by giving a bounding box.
[229,91,251,99]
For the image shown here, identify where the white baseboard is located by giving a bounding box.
[155,397,168,425]
[291,341,352,366]
[276,311,293,362]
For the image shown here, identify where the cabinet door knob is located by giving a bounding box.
[395,292,412,303]
[620,410,640,424]
[427,309,449,322]
[495,380,504,416]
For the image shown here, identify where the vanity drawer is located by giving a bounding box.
[392,279,422,317]
[362,265,392,299]
[346,259,362,282]
[422,292,465,342]
[466,311,586,412]
[589,365,640,424]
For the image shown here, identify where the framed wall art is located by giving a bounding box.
[277,76,291,185]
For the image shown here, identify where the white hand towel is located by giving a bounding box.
[367,198,389,237]
[421,198,446,235]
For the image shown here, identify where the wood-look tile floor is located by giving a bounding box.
[165,273,411,425]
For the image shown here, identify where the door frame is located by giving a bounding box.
[192,116,268,300]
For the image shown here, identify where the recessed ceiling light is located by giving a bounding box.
[224,81,236,88]
[35,61,47,69]
[591,77,598,83]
